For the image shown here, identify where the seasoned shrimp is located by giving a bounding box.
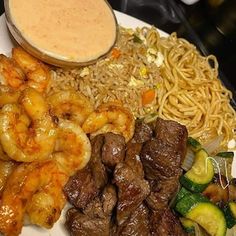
[47,89,93,125]
[0,160,68,236]
[26,120,91,229]
[0,160,17,195]
[0,54,25,89]
[0,48,51,93]
[82,102,135,142]
[12,47,51,93]
[0,119,91,235]
[54,119,91,175]
[0,85,20,108]
[0,143,10,161]
[0,88,57,162]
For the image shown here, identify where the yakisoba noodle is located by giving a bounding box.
[50,26,236,148]
[143,27,236,147]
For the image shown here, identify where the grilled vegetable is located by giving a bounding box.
[175,187,192,204]
[141,89,156,106]
[180,218,210,235]
[213,152,234,178]
[188,137,202,152]
[180,217,195,233]
[180,149,214,192]
[182,148,195,171]
[202,135,223,155]
[224,201,236,229]
[176,193,227,236]
[229,179,236,201]
[203,174,229,204]
[216,152,234,158]
[111,48,121,59]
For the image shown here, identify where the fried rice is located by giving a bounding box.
[47,27,163,118]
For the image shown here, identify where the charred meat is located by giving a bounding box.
[150,208,187,236]
[140,118,188,234]
[114,162,150,225]
[115,203,150,236]
[65,185,117,236]
[64,118,188,236]
[63,167,98,209]
[101,132,126,169]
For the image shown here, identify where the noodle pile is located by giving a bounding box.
[143,27,236,147]
[49,26,236,148]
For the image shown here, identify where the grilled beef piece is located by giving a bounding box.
[141,118,188,180]
[150,208,187,236]
[141,138,183,179]
[66,208,110,236]
[114,162,150,225]
[101,184,118,216]
[64,135,108,208]
[125,142,144,178]
[115,203,150,236]
[140,118,188,234]
[101,133,126,169]
[63,167,98,209]
[123,119,153,178]
[83,185,117,218]
[154,118,188,155]
[89,135,108,191]
[146,175,181,212]
[140,117,187,186]
[120,204,150,236]
[132,120,153,143]
[65,185,117,236]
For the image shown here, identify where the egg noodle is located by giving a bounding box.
[51,26,236,148]
[142,27,236,147]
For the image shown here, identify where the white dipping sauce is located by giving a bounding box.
[8,0,117,62]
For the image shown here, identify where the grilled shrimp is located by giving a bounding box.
[47,89,93,125]
[26,120,91,229]
[0,160,68,236]
[12,47,51,93]
[0,119,91,235]
[0,85,20,108]
[0,88,57,162]
[54,119,91,175]
[0,48,51,93]
[0,54,25,89]
[0,143,10,161]
[0,160,17,195]
[82,102,135,142]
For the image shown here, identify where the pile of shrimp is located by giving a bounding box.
[0,47,135,236]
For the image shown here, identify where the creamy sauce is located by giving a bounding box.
[9,0,117,62]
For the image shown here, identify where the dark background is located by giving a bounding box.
[0,0,235,102]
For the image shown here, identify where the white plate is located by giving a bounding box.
[0,9,235,236]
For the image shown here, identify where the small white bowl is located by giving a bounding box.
[4,0,118,67]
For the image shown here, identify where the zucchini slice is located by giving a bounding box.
[180,149,214,192]
[187,137,202,152]
[224,202,236,229]
[180,217,195,233]
[216,152,234,159]
[229,202,236,219]
[175,193,209,216]
[187,203,226,236]
[176,194,227,236]
[175,187,192,204]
